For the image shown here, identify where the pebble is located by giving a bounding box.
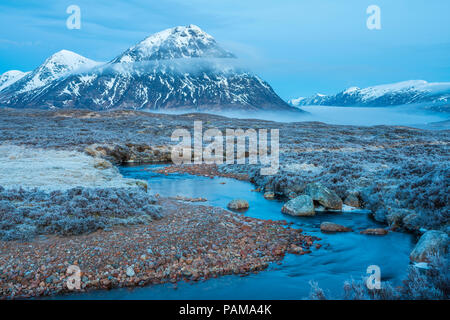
[0,198,317,299]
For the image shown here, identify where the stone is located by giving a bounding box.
[320,222,352,233]
[126,266,135,277]
[344,193,360,208]
[281,184,305,198]
[403,212,421,232]
[410,230,449,262]
[263,192,275,200]
[281,195,315,216]
[93,159,113,169]
[227,199,249,211]
[360,228,388,235]
[305,183,343,210]
[134,180,148,191]
[386,209,410,229]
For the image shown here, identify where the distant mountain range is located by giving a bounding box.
[289,80,450,109]
[0,25,293,112]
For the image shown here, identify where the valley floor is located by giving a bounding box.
[0,108,448,299]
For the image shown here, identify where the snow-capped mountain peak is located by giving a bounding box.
[14,50,101,93]
[112,25,235,63]
[0,70,30,92]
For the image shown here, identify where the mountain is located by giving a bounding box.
[5,50,101,94]
[0,70,30,92]
[112,24,235,63]
[0,25,294,112]
[290,80,450,107]
[288,93,327,107]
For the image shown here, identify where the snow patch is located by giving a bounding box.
[0,70,29,91]
[19,50,102,93]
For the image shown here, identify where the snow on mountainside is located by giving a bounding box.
[112,24,235,63]
[290,80,450,107]
[0,25,293,112]
[3,50,102,95]
[287,97,305,107]
[0,70,30,92]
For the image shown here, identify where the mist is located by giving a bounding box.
[144,104,449,129]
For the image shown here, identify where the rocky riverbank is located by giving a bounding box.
[0,198,317,299]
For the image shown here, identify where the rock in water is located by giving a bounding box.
[227,199,249,211]
[320,222,352,233]
[410,230,449,262]
[263,192,275,200]
[305,183,343,210]
[281,195,315,216]
[360,228,388,235]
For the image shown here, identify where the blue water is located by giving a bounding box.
[58,164,415,299]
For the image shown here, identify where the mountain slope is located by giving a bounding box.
[5,50,102,94]
[0,25,293,112]
[290,80,450,107]
[0,70,30,92]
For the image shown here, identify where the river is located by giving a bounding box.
[58,164,414,299]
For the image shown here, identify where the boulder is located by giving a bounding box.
[282,183,305,198]
[344,194,360,208]
[386,209,410,229]
[402,212,421,232]
[281,195,315,216]
[227,199,249,211]
[263,192,275,200]
[320,222,352,233]
[360,228,388,236]
[305,183,343,210]
[410,230,449,262]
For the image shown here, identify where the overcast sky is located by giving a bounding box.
[1,0,449,99]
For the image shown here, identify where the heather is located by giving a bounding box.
[309,252,449,300]
[0,186,161,241]
[0,108,448,232]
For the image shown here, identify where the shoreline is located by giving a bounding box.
[0,198,318,299]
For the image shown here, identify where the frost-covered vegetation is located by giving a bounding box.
[0,144,143,191]
[219,124,449,233]
[0,186,161,241]
[0,109,448,233]
[309,252,449,300]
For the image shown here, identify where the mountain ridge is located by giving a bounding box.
[0,25,294,112]
[289,80,450,107]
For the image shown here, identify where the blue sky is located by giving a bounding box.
[0,0,449,99]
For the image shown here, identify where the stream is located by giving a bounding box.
[60,164,415,299]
